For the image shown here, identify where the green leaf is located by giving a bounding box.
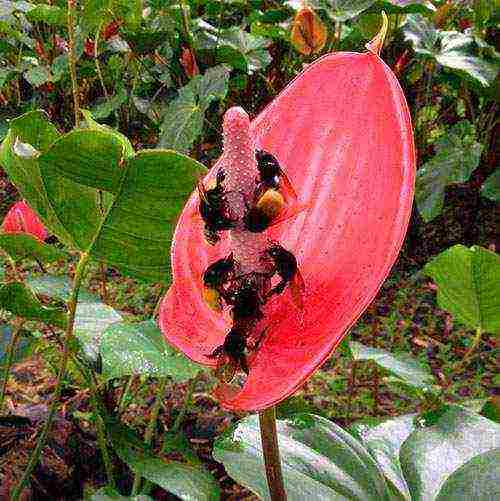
[0,281,67,328]
[0,110,74,246]
[26,4,67,26]
[110,423,220,501]
[415,121,483,221]
[351,414,417,500]
[82,0,143,33]
[435,448,500,501]
[367,1,436,15]
[214,413,388,500]
[349,341,435,390]
[481,170,500,202]
[424,245,500,333]
[90,485,153,500]
[400,405,500,501]
[24,65,51,87]
[403,15,499,87]
[100,320,201,381]
[26,275,122,361]
[90,87,128,120]
[0,233,66,264]
[159,65,230,153]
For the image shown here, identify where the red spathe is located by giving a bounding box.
[159,51,415,411]
[2,200,48,241]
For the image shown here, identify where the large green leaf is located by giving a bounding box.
[0,233,66,264]
[26,4,67,26]
[481,170,500,202]
[415,121,483,221]
[367,1,435,15]
[37,127,205,282]
[0,281,67,328]
[90,486,152,500]
[403,14,499,87]
[214,413,388,500]
[424,245,500,333]
[27,275,122,361]
[349,341,435,391]
[0,111,73,245]
[100,320,201,381]
[158,65,230,153]
[351,414,417,500]
[434,448,500,501]
[399,406,500,501]
[111,423,220,501]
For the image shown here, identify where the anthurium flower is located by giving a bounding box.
[2,200,48,241]
[159,26,415,411]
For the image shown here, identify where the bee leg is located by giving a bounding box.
[266,279,288,298]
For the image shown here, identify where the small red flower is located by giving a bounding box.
[84,39,95,57]
[160,27,415,411]
[102,19,122,41]
[2,201,48,241]
[180,47,199,78]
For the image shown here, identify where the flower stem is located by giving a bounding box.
[131,377,168,495]
[259,406,287,501]
[118,374,136,414]
[0,320,23,413]
[11,252,90,501]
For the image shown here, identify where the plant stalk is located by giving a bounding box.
[463,327,483,363]
[11,252,90,501]
[131,377,168,495]
[0,320,23,412]
[67,0,80,125]
[259,406,287,501]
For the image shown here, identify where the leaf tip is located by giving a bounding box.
[366,11,388,56]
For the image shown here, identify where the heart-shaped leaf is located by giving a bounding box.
[481,170,500,202]
[100,320,202,381]
[214,413,388,500]
[399,405,500,501]
[424,245,500,334]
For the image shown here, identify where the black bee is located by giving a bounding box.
[264,243,305,307]
[208,325,249,375]
[243,188,285,233]
[256,149,297,199]
[198,168,236,245]
[225,274,265,322]
[202,254,234,311]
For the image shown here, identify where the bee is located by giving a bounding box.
[202,254,234,311]
[225,274,265,322]
[208,325,249,376]
[198,168,236,245]
[244,150,298,233]
[264,243,305,308]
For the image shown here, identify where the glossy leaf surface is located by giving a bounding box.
[424,245,500,334]
[111,423,221,501]
[213,413,388,500]
[160,47,415,410]
[100,320,201,381]
[349,341,435,390]
[399,406,500,501]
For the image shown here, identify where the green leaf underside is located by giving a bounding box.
[214,413,388,501]
[111,423,220,501]
[0,111,74,245]
[415,121,483,222]
[0,282,67,328]
[399,406,500,501]
[27,275,121,361]
[100,320,201,381]
[2,111,206,283]
[424,245,500,333]
[349,341,435,390]
[0,233,65,264]
[434,448,500,501]
[351,413,417,500]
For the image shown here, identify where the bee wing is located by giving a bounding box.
[197,181,209,203]
[290,269,305,310]
[266,201,311,228]
[279,170,298,202]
